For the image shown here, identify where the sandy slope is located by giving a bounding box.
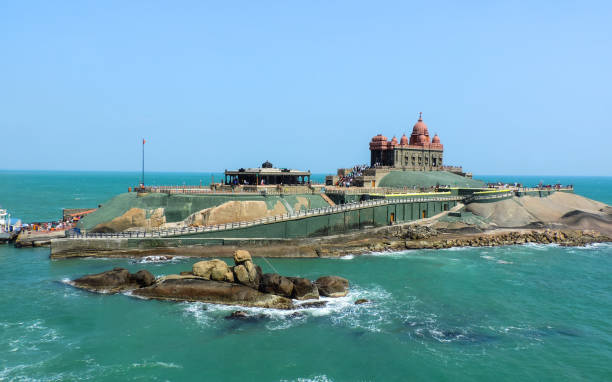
[465,193,612,234]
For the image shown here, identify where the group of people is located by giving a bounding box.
[487,182,573,190]
[23,212,89,233]
[336,164,369,187]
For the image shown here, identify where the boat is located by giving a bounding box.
[0,208,20,243]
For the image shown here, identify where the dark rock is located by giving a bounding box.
[296,301,327,309]
[259,273,294,298]
[288,277,319,300]
[315,276,349,297]
[287,312,304,319]
[72,267,139,293]
[354,299,369,305]
[130,270,155,287]
[225,311,249,319]
[132,278,293,309]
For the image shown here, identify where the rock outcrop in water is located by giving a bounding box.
[133,278,294,309]
[315,276,350,297]
[69,250,349,309]
[72,267,155,293]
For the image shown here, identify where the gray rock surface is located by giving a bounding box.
[72,267,141,293]
[133,278,293,309]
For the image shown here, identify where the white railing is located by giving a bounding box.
[67,195,463,239]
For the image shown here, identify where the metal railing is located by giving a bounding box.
[138,185,323,195]
[67,195,463,239]
[464,191,514,203]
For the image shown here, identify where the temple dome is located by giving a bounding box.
[412,117,429,136]
[400,134,408,145]
[432,134,440,144]
[372,134,388,142]
[418,134,428,144]
[391,136,398,145]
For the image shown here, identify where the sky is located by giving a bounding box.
[1,0,611,175]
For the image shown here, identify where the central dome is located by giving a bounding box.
[409,113,431,145]
[412,116,429,136]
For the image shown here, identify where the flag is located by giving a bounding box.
[143,139,146,144]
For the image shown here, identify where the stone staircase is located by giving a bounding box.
[320,193,336,206]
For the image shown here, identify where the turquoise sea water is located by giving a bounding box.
[1,172,611,381]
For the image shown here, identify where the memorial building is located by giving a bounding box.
[369,113,444,170]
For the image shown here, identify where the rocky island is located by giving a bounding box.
[69,250,349,309]
[45,115,611,259]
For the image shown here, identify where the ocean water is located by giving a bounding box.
[1,172,611,381]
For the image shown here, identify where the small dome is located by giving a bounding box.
[372,134,388,142]
[391,136,398,145]
[432,134,440,144]
[400,134,408,145]
[262,160,273,168]
[418,134,428,144]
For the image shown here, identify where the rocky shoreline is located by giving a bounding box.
[50,226,611,260]
[313,226,611,257]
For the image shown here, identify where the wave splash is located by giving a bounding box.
[181,284,393,332]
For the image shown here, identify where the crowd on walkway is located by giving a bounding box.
[336,164,369,187]
[23,218,76,233]
[486,182,573,190]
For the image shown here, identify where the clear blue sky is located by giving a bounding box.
[1,1,610,175]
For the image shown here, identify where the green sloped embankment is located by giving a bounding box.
[378,171,485,188]
[78,192,330,231]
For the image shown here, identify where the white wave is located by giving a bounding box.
[281,376,334,382]
[180,284,393,332]
[480,255,495,261]
[521,242,560,250]
[338,254,354,260]
[572,242,612,250]
[132,361,182,369]
[131,255,187,264]
[440,246,472,251]
[182,301,216,327]
[362,250,420,259]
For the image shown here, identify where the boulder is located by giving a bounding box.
[260,273,294,298]
[224,310,269,322]
[233,249,252,265]
[132,278,293,309]
[296,301,327,309]
[72,267,139,293]
[130,270,155,287]
[192,259,231,281]
[224,269,235,283]
[233,260,260,289]
[225,311,248,319]
[354,299,369,305]
[315,276,349,297]
[288,277,319,300]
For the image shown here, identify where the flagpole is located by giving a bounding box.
[142,138,145,187]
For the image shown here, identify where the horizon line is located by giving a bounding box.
[0,168,610,178]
